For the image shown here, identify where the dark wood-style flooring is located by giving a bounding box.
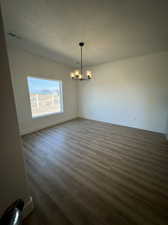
[22,118,168,225]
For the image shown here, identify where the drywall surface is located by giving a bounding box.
[166,121,168,140]
[8,46,77,135]
[78,52,168,133]
[0,7,29,215]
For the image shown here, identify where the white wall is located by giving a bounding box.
[8,46,77,135]
[166,121,168,139]
[7,46,168,135]
[78,52,168,134]
[0,8,30,215]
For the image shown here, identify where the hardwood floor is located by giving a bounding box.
[22,118,168,225]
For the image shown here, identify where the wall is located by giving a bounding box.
[8,45,77,135]
[166,121,168,140]
[78,52,168,134]
[0,7,30,215]
[6,43,168,135]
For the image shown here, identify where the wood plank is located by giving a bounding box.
[22,118,168,225]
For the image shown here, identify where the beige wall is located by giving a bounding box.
[0,7,29,215]
[78,52,168,134]
[7,46,77,135]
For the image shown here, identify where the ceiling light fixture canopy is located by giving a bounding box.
[70,42,93,80]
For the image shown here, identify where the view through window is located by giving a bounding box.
[27,77,63,118]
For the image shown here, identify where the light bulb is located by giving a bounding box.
[86,70,91,75]
[75,70,80,75]
[78,74,82,79]
[70,72,75,78]
[87,71,92,79]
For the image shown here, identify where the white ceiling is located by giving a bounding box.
[1,0,168,66]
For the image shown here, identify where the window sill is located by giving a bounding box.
[32,111,64,119]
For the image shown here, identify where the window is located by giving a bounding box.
[27,77,63,118]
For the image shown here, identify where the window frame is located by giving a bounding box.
[27,76,64,119]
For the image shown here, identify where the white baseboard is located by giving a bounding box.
[23,196,34,219]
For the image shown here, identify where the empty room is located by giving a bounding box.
[0,1,168,225]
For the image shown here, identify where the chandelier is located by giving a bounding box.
[70,42,93,80]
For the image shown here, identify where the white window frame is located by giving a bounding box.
[27,76,64,119]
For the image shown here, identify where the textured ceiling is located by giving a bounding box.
[1,0,168,66]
